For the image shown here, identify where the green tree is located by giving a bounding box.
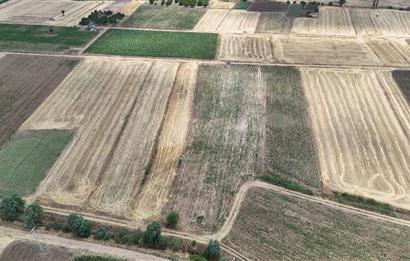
[22,203,43,230]
[166,211,179,228]
[129,229,144,245]
[202,0,209,7]
[144,221,162,246]
[94,227,111,241]
[161,0,166,6]
[339,0,346,5]
[203,240,220,260]
[0,194,25,221]
[158,236,168,250]
[72,216,92,238]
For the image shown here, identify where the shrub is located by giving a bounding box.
[166,211,179,228]
[202,0,208,7]
[0,194,25,222]
[333,192,394,215]
[166,0,173,6]
[94,227,111,241]
[79,10,125,26]
[258,174,315,196]
[129,229,144,245]
[328,1,333,5]
[286,0,291,4]
[22,203,43,230]
[168,236,183,251]
[191,256,207,261]
[203,240,220,260]
[144,221,162,247]
[149,0,155,4]
[114,229,130,244]
[47,220,63,231]
[197,0,203,6]
[161,0,166,6]
[339,0,346,5]
[158,236,168,250]
[72,216,92,238]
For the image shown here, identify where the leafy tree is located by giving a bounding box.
[166,0,173,6]
[197,0,203,6]
[149,0,155,4]
[72,216,92,238]
[166,211,179,228]
[0,194,25,221]
[129,229,144,245]
[202,0,209,7]
[339,0,346,5]
[94,227,111,241]
[161,0,166,6]
[203,240,220,260]
[114,229,130,244]
[22,203,43,230]
[158,236,168,250]
[144,221,162,246]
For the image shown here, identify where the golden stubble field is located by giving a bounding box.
[301,68,410,210]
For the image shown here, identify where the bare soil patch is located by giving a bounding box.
[248,1,288,12]
[301,68,410,210]
[0,54,78,146]
[0,240,71,261]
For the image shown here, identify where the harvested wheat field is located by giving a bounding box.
[133,63,198,221]
[0,54,79,146]
[194,9,229,32]
[209,0,235,9]
[164,64,266,233]
[256,12,292,34]
[301,68,410,210]
[273,36,380,66]
[366,38,410,66]
[291,7,355,36]
[224,187,410,260]
[218,34,273,62]
[0,0,114,26]
[217,10,259,33]
[22,58,180,219]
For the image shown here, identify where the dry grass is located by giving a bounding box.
[256,12,291,34]
[301,68,410,210]
[366,38,410,66]
[218,34,273,62]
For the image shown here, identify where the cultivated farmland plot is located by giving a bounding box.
[194,9,229,32]
[366,38,410,66]
[224,187,410,260]
[0,0,114,26]
[301,68,410,210]
[256,12,292,34]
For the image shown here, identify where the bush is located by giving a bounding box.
[114,229,130,244]
[79,10,125,26]
[158,236,168,250]
[0,194,25,222]
[189,0,197,7]
[328,1,333,5]
[64,213,91,238]
[166,211,179,228]
[129,229,144,245]
[22,203,43,230]
[47,220,63,231]
[166,0,173,6]
[94,227,111,241]
[333,192,394,216]
[161,0,166,6]
[258,174,315,196]
[149,0,155,4]
[202,0,208,7]
[197,0,203,6]
[144,221,162,247]
[168,236,183,251]
[203,240,220,260]
[191,256,207,261]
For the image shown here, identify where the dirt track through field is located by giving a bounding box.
[301,68,410,210]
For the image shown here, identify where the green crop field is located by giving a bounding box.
[0,24,97,53]
[224,187,410,260]
[123,4,206,30]
[0,130,72,196]
[233,1,251,9]
[263,66,320,188]
[86,29,218,59]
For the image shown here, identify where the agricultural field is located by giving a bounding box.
[194,9,259,33]
[224,187,410,260]
[0,24,97,53]
[86,29,218,59]
[366,38,410,66]
[393,70,410,102]
[263,66,320,188]
[0,54,79,146]
[218,34,273,62]
[122,4,206,30]
[23,58,179,219]
[301,68,410,210]
[107,0,145,15]
[273,36,380,66]
[0,130,73,196]
[0,0,114,26]
[0,240,72,261]
[256,12,292,34]
[247,1,288,12]
[291,7,355,36]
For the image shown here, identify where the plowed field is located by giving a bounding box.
[194,10,259,33]
[218,34,273,62]
[366,38,410,66]
[301,68,410,210]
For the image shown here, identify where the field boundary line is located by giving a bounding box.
[80,27,107,54]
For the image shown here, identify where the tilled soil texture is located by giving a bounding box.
[366,38,410,66]
[301,68,410,210]
[248,1,288,12]
[23,58,179,220]
[256,12,292,34]
[0,54,79,146]
[0,0,114,26]
[393,70,410,104]
[223,187,410,260]
[291,7,355,36]
[194,10,259,33]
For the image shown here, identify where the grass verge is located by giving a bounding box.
[123,4,206,30]
[0,24,97,53]
[86,29,218,59]
[257,174,314,196]
[0,130,72,196]
[332,191,395,216]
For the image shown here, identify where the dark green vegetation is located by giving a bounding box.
[0,194,25,221]
[0,0,8,4]
[257,174,314,195]
[287,2,319,17]
[166,211,180,228]
[332,192,394,216]
[0,24,96,53]
[123,4,205,30]
[22,203,44,229]
[64,213,92,238]
[224,187,410,260]
[0,130,73,195]
[393,70,410,103]
[0,54,79,146]
[86,29,217,59]
[233,1,251,9]
[79,10,125,26]
[263,66,320,187]
[74,257,125,261]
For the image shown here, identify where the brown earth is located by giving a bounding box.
[248,1,288,12]
[301,68,410,210]
[0,240,71,261]
[256,12,292,34]
[0,54,79,146]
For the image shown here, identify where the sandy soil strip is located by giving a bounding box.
[301,68,410,210]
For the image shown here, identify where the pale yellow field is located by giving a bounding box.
[301,68,410,210]
[194,9,229,32]
[21,58,183,219]
[291,7,355,36]
[0,0,114,26]
[194,10,259,33]
[366,38,410,66]
[218,34,274,62]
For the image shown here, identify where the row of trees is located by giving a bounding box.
[79,10,125,26]
[0,194,220,260]
[149,0,209,8]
